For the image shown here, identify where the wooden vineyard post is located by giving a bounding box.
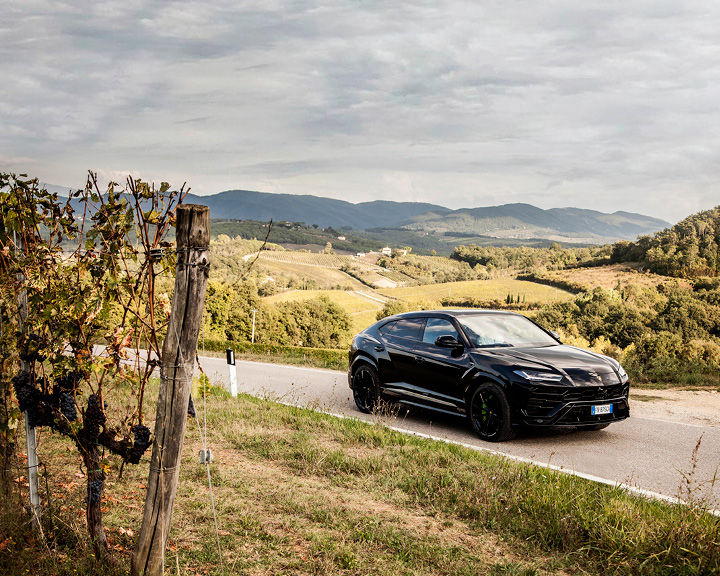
[132,205,210,576]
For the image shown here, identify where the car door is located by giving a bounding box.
[413,317,470,412]
[378,317,426,400]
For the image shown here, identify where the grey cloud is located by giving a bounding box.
[1,0,720,222]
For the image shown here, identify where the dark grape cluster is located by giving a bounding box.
[58,392,77,421]
[52,372,84,422]
[126,424,152,464]
[12,371,53,428]
[187,395,196,418]
[83,394,106,444]
[12,371,37,413]
[87,479,103,504]
[54,371,85,393]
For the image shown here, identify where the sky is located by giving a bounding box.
[1,1,720,223]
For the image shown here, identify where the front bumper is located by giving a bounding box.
[513,381,630,427]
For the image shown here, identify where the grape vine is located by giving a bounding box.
[0,171,187,559]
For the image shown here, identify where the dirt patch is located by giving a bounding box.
[630,388,720,428]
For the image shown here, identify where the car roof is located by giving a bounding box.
[376,309,522,324]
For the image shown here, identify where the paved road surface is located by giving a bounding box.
[196,355,720,508]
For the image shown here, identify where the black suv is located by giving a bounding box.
[348,310,629,441]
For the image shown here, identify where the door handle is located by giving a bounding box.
[374,345,385,352]
[414,356,425,364]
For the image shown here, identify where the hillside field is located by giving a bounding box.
[379,278,573,304]
[526,263,689,291]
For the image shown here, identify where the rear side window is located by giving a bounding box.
[378,321,397,336]
[382,318,424,341]
[422,318,459,345]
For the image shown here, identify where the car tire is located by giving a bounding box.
[352,364,380,414]
[468,382,515,442]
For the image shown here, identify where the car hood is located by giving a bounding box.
[471,344,619,380]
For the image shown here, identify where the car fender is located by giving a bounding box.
[462,370,510,404]
[349,353,379,376]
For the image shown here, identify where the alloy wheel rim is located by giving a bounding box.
[472,390,501,438]
[354,367,375,411]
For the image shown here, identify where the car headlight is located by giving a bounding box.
[606,357,629,383]
[616,364,629,384]
[513,369,564,382]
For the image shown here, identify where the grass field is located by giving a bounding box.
[528,263,688,291]
[2,387,718,575]
[379,278,573,304]
[259,259,368,290]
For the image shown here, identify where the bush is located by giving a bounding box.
[376,300,410,321]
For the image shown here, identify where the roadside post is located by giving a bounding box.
[226,348,238,397]
[251,308,256,344]
[14,232,41,531]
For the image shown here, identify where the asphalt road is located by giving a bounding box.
[196,354,720,509]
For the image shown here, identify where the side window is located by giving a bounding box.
[378,321,397,336]
[384,318,424,341]
[422,318,459,345]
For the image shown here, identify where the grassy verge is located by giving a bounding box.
[2,385,719,575]
[201,339,348,371]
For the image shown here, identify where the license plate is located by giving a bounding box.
[591,404,613,416]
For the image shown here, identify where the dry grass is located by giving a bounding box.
[2,386,718,576]
[533,264,690,291]
[379,279,573,304]
[259,259,367,290]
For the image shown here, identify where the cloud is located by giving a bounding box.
[1,0,720,222]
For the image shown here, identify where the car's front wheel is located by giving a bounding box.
[352,364,380,414]
[468,382,515,442]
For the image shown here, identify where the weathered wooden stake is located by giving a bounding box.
[131,205,210,576]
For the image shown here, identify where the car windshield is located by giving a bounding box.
[457,314,557,348]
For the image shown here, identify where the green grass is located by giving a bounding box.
[201,339,348,370]
[380,278,573,304]
[3,388,718,575]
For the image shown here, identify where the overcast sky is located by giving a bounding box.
[2,1,720,223]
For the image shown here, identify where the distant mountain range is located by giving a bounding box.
[185,190,669,243]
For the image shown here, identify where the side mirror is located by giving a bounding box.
[435,335,462,348]
[549,330,560,341]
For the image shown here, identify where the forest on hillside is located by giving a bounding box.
[611,206,720,277]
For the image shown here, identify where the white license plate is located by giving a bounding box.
[591,404,613,416]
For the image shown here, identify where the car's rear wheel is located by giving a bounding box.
[469,382,514,442]
[352,364,380,414]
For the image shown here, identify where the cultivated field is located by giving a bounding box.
[379,278,573,304]
[531,263,688,291]
[255,250,414,288]
[258,259,368,290]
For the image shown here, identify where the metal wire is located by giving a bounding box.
[171,322,225,575]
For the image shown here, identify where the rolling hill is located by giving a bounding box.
[400,203,670,243]
[185,190,668,243]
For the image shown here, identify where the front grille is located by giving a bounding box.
[520,382,628,418]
